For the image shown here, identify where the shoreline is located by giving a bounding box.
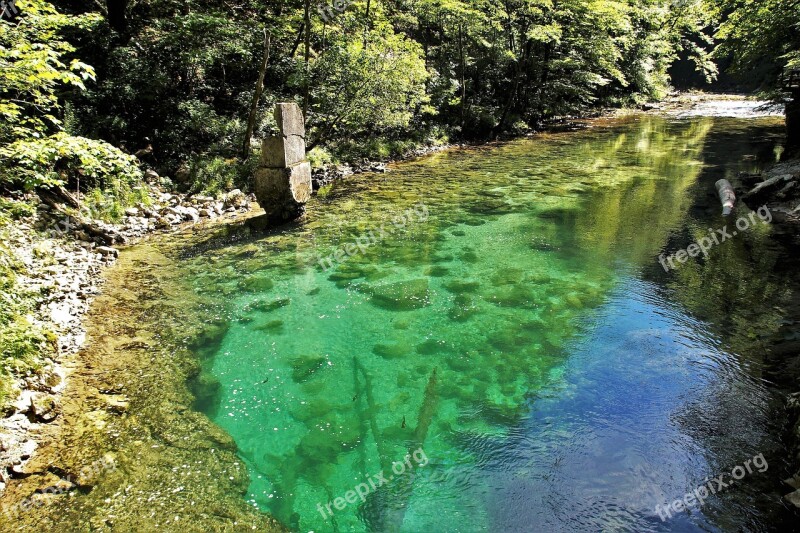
[0,95,793,527]
[733,157,800,509]
[0,187,255,499]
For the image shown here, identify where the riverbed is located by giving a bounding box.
[4,113,798,532]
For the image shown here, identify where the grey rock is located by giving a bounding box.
[261,135,306,168]
[175,165,191,184]
[223,189,248,209]
[786,489,800,509]
[96,246,119,258]
[30,394,59,422]
[182,207,200,222]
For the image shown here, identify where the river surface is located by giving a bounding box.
[179,114,795,532]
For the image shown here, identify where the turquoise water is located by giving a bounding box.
[185,115,791,531]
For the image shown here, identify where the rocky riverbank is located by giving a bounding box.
[732,157,800,510]
[310,141,460,191]
[0,185,255,499]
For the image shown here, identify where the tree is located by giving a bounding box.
[708,0,800,148]
[307,22,430,148]
[0,0,141,220]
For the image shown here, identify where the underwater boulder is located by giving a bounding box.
[290,355,330,383]
[370,279,431,311]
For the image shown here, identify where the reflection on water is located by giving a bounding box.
[182,115,795,531]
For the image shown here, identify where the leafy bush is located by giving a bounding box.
[82,185,150,222]
[0,197,36,222]
[187,153,260,197]
[0,132,142,190]
[308,23,431,147]
[307,147,335,169]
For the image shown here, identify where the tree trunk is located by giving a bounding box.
[290,22,305,57]
[787,92,800,154]
[242,30,271,160]
[303,0,311,118]
[106,0,128,35]
[458,23,466,130]
[364,0,371,47]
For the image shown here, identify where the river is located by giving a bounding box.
[6,113,797,532]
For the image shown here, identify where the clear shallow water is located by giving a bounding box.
[183,115,793,532]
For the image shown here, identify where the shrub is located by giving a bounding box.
[0,132,142,191]
[187,153,259,197]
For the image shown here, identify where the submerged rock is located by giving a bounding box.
[290,356,329,383]
[448,294,481,322]
[424,265,450,277]
[443,279,481,294]
[369,279,431,311]
[245,297,291,314]
[416,339,448,355]
[373,341,412,359]
[238,276,275,293]
[255,319,285,333]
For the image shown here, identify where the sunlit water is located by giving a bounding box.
[183,115,793,532]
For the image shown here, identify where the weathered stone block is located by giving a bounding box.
[261,135,306,167]
[274,102,305,138]
[254,162,312,223]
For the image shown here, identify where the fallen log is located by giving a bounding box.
[715,179,736,216]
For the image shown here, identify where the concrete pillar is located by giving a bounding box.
[254,103,312,223]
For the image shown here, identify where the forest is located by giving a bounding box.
[1,0,797,206]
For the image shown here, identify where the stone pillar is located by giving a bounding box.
[254,103,312,223]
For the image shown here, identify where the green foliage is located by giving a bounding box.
[308,22,431,146]
[0,0,100,143]
[0,232,53,406]
[0,132,142,190]
[187,154,260,197]
[307,147,335,169]
[1,0,146,222]
[709,0,800,90]
[35,0,726,169]
[64,1,266,172]
[0,197,36,222]
[82,183,150,222]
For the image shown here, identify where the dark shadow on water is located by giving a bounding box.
[179,214,307,259]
